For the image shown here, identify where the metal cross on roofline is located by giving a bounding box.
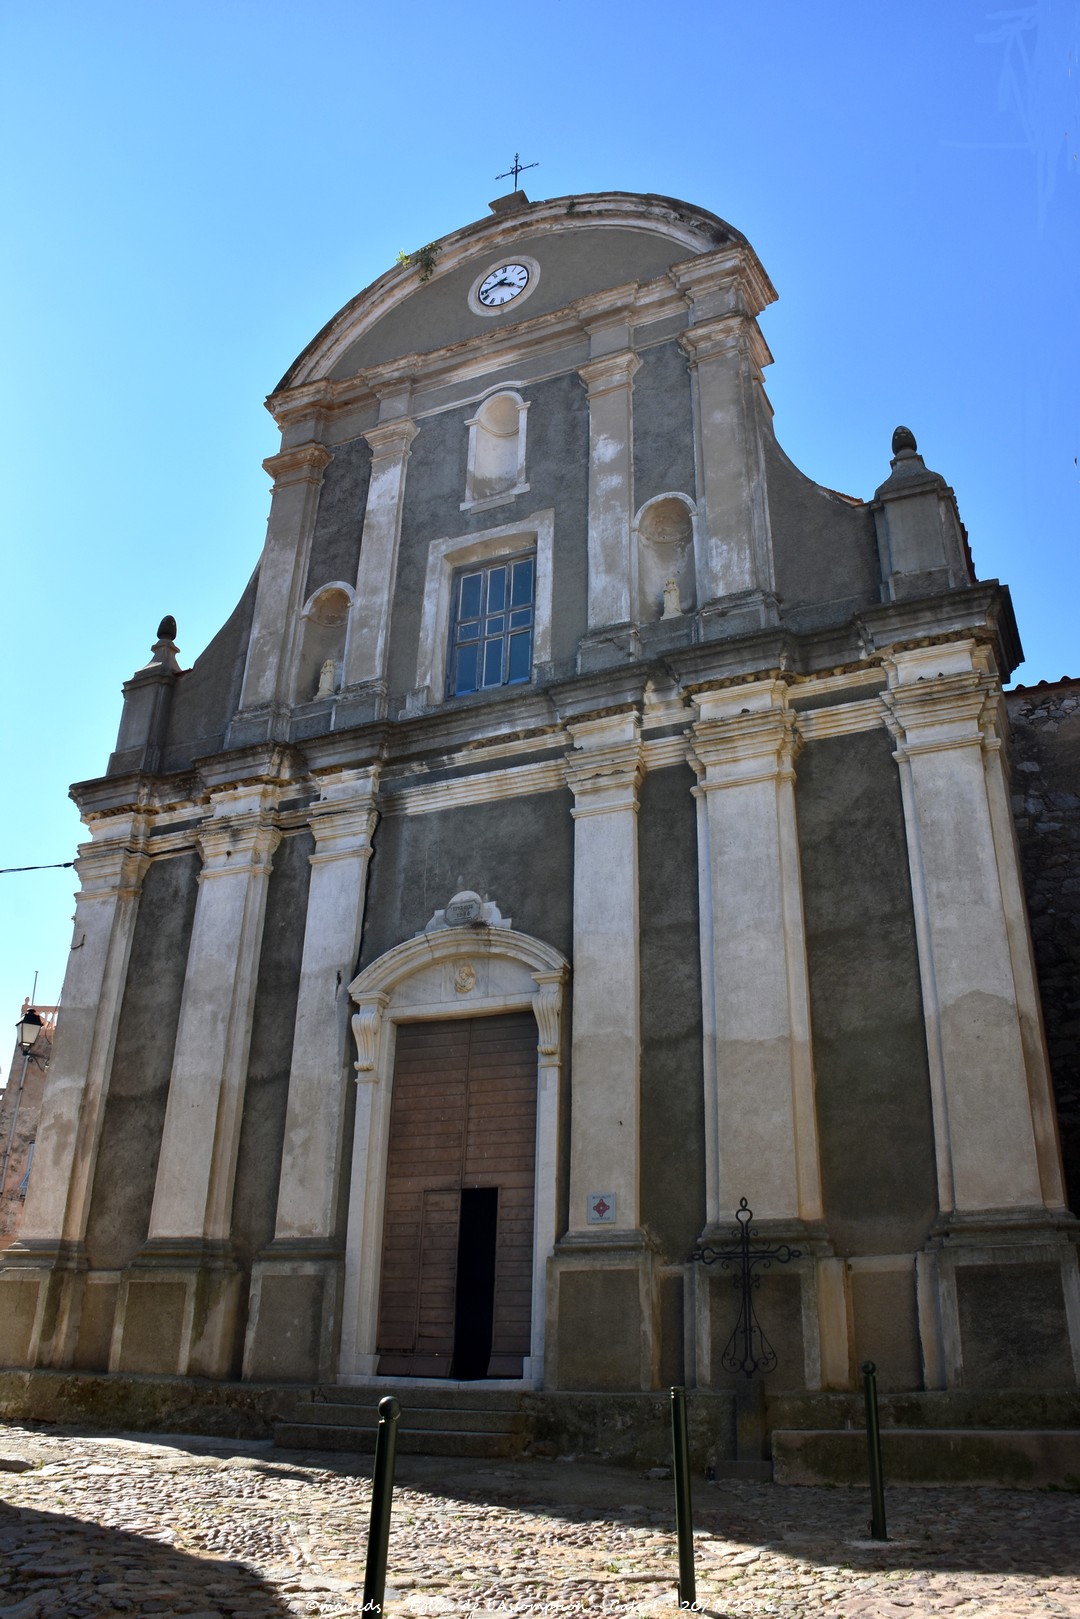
[692,1197,802,1379]
[496,152,538,189]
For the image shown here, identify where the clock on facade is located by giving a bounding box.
[468,254,540,317]
[478,264,531,306]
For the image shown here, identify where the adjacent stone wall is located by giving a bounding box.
[1005,679,1080,1215]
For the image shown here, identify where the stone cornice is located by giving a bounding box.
[670,244,778,318]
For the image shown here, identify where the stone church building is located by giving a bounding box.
[2,189,1077,1403]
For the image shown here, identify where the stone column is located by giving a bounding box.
[883,640,1079,1388]
[689,680,832,1390]
[577,349,640,664]
[341,416,418,719]
[115,781,282,1378]
[550,712,658,1389]
[244,764,380,1382]
[679,316,777,633]
[0,813,150,1368]
[235,442,333,742]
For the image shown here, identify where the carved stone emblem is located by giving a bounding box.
[453,960,477,995]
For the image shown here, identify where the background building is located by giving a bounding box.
[0,1005,55,1252]
[1,190,1076,1404]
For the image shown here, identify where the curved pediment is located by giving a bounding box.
[275,192,753,392]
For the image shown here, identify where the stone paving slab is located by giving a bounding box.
[0,1422,1078,1617]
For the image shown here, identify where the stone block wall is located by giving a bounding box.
[1006,679,1080,1214]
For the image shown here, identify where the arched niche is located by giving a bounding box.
[463,390,530,510]
[340,923,569,1385]
[635,493,697,622]
[296,583,353,702]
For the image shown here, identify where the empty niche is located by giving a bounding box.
[636,495,696,623]
[463,390,529,508]
[296,585,351,702]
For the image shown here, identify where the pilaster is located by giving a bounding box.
[234,441,333,742]
[678,314,777,633]
[688,680,832,1391]
[340,415,418,721]
[244,764,380,1382]
[689,680,823,1230]
[0,814,151,1368]
[882,639,1079,1390]
[114,778,284,1378]
[551,711,656,1388]
[577,349,640,665]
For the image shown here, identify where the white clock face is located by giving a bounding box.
[477,263,531,307]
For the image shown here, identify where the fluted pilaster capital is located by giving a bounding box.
[880,642,999,760]
[565,713,644,815]
[678,314,773,374]
[73,816,152,902]
[196,782,283,879]
[688,681,799,788]
[262,441,332,490]
[577,349,641,399]
[363,417,419,462]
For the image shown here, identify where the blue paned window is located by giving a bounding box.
[448,554,535,697]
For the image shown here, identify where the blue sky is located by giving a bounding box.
[1,0,1077,1022]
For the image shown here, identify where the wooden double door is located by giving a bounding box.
[375,1013,537,1379]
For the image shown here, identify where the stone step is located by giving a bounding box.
[274,1421,518,1459]
[771,1428,1080,1489]
[315,1385,530,1412]
[287,1401,530,1435]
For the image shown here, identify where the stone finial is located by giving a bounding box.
[147,616,180,674]
[891,426,918,457]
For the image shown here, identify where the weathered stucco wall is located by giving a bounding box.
[304,437,372,602]
[160,577,257,773]
[359,789,575,972]
[764,434,881,627]
[632,340,696,511]
[85,853,200,1272]
[637,765,704,1260]
[1006,680,1080,1215]
[797,728,938,1255]
[230,829,312,1269]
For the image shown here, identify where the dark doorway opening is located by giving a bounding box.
[450,1187,499,1379]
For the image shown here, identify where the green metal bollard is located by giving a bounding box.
[862,1362,887,1541]
[363,1395,402,1615]
[670,1385,697,1609]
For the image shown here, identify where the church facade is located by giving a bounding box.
[2,189,1077,1399]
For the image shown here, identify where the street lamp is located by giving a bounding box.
[15,1008,43,1055]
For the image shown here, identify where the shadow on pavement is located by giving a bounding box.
[272,1443,1080,1582]
[0,1497,295,1617]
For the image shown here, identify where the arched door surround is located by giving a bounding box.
[341,924,568,1384]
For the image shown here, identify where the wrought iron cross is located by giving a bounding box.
[692,1197,802,1379]
[496,152,538,189]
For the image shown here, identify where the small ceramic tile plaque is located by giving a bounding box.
[587,1192,616,1224]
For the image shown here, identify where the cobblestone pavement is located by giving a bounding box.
[1,1423,1079,1618]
